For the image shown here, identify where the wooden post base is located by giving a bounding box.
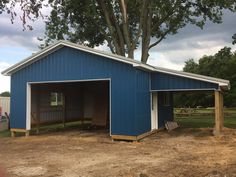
[10,128,30,137]
[213,128,222,136]
[111,128,164,141]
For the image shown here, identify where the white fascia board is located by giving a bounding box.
[61,41,137,66]
[132,63,155,71]
[2,40,149,76]
[153,67,229,88]
[58,41,156,72]
[1,42,63,76]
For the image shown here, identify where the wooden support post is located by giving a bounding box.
[11,131,15,137]
[62,102,65,128]
[111,128,165,141]
[81,86,84,127]
[36,89,40,134]
[25,130,30,137]
[214,90,224,136]
[62,89,66,128]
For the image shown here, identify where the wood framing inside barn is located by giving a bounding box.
[30,80,110,130]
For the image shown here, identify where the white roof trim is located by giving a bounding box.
[1,40,230,90]
[153,66,229,87]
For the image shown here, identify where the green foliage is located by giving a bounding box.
[2,0,235,62]
[0,130,11,138]
[41,0,236,62]
[0,0,9,14]
[174,91,214,108]
[233,33,236,45]
[0,0,44,30]
[183,59,199,73]
[177,47,236,107]
[175,107,236,128]
[0,91,10,97]
[175,115,236,129]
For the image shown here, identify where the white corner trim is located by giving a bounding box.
[26,78,112,134]
[2,43,63,76]
[26,83,31,130]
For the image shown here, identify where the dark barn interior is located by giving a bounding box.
[30,80,110,131]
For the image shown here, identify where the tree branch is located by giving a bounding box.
[151,0,181,32]
[105,36,116,54]
[119,0,133,58]
[97,0,122,55]
[131,1,147,51]
[108,1,125,56]
[148,28,173,49]
[141,0,152,63]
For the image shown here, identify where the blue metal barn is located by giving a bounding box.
[2,41,230,140]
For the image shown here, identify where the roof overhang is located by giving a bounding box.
[153,66,230,91]
[1,40,230,90]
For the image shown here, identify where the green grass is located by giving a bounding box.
[175,115,236,129]
[174,108,236,128]
[0,130,11,138]
[174,108,236,114]
[0,120,94,138]
[31,120,91,134]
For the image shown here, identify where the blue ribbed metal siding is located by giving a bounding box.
[134,69,151,134]
[11,73,27,128]
[10,46,141,136]
[157,92,174,128]
[151,72,218,90]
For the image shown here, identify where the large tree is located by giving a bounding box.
[1,0,236,62]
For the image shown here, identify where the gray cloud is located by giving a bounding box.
[0,10,46,51]
[153,11,236,51]
[0,6,234,92]
[0,8,235,70]
[147,10,236,67]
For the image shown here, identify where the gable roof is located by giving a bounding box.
[1,40,230,90]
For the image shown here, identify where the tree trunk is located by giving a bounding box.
[119,0,133,59]
[98,0,124,56]
[141,1,152,63]
[141,46,150,63]
[128,49,134,59]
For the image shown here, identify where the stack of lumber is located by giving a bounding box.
[165,121,179,131]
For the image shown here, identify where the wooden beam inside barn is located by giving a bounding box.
[62,86,67,128]
[36,88,40,133]
[214,90,224,135]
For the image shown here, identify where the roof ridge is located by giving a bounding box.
[59,40,144,65]
[1,40,230,89]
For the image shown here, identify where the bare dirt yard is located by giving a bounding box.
[0,128,236,177]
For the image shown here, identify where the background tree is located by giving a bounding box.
[233,33,236,45]
[183,59,199,73]
[0,91,10,97]
[1,0,236,62]
[0,0,44,30]
[175,47,236,108]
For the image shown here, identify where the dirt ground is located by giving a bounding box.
[0,128,236,177]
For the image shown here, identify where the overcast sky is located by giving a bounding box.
[0,10,236,93]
